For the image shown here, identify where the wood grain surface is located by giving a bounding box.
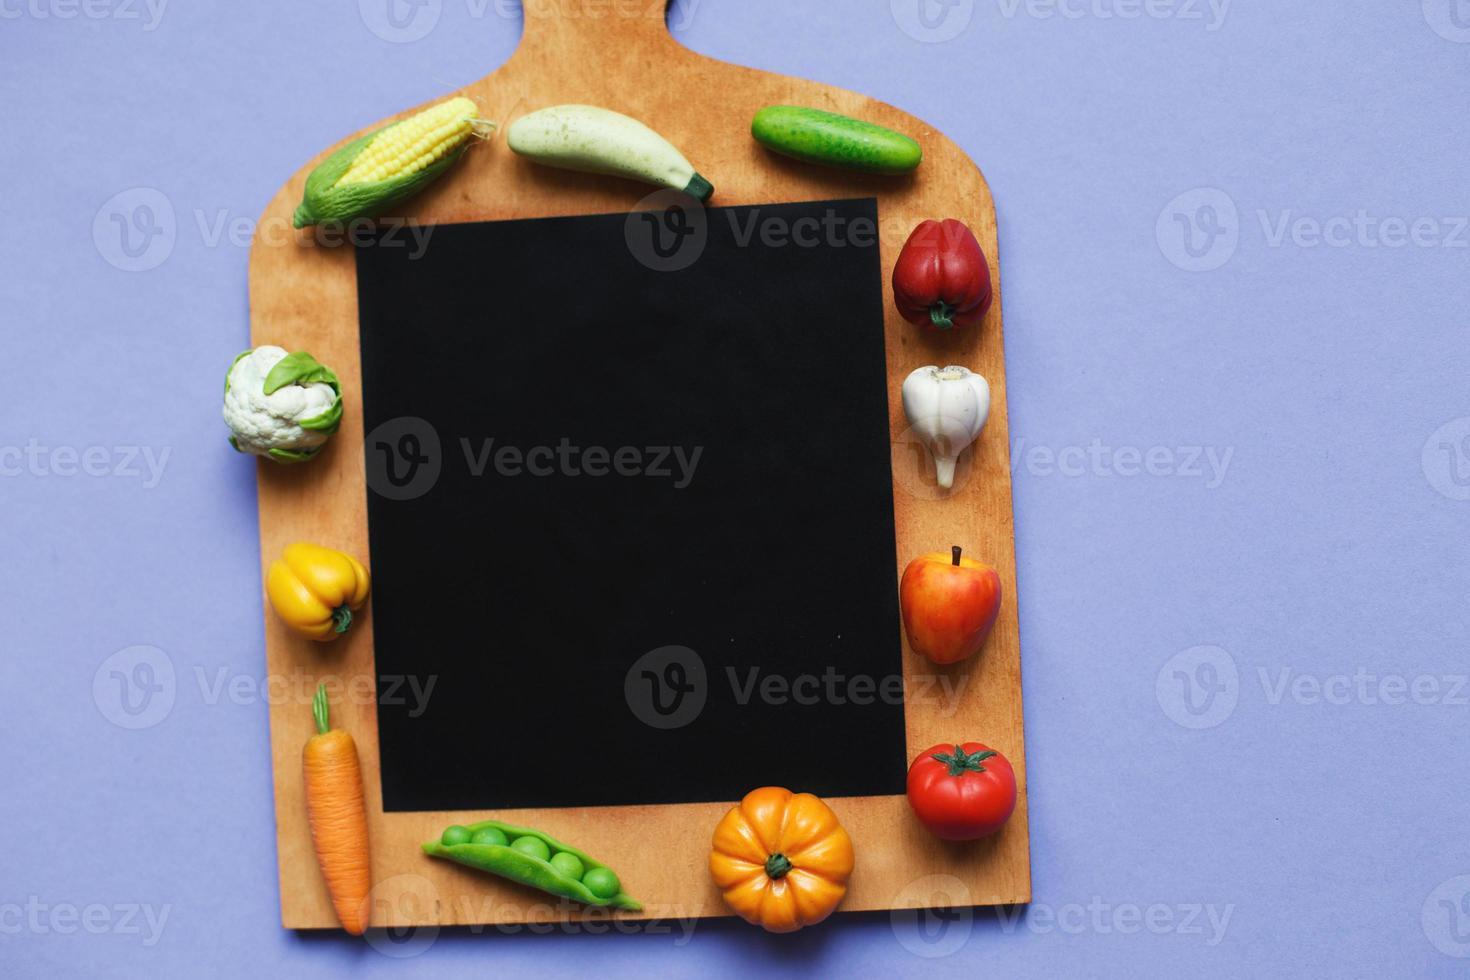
[248,0,1029,930]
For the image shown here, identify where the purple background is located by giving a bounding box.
[3,0,1468,976]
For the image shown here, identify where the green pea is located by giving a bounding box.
[582,866,620,900]
[426,821,641,911]
[549,851,585,880]
[470,826,508,847]
[510,835,551,862]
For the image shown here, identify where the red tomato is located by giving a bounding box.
[905,742,1017,841]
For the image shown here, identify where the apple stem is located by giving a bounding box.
[952,545,962,566]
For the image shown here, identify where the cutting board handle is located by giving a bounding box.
[515,0,677,59]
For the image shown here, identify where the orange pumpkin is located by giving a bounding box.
[708,786,855,933]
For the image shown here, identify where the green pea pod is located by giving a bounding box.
[423,819,642,911]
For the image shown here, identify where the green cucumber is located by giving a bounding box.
[507,104,714,201]
[751,105,922,175]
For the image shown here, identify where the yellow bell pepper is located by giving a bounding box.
[266,543,371,641]
[709,786,854,933]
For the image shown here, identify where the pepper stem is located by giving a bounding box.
[929,301,955,330]
[765,853,793,880]
[952,545,962,566]
[312,683,331,736]
[332,605,353,634]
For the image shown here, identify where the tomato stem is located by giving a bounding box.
[765,853,793,880]
[933,744,997,777]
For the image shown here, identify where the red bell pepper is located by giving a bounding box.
[891,218,993,332]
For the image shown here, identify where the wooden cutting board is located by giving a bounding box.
[248,0,1029,930]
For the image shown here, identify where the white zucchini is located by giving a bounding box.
[506,104,714,201]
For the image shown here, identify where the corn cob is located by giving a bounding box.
[293,96,489,229]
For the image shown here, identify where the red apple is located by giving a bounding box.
[899,546,1002,665]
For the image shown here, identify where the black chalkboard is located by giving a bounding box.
[357,198,907,811]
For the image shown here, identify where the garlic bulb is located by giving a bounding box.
[901,365,991,490]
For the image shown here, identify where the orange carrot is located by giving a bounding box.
[303,683,372,934]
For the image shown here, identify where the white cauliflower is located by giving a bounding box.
[223,345,342,462]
